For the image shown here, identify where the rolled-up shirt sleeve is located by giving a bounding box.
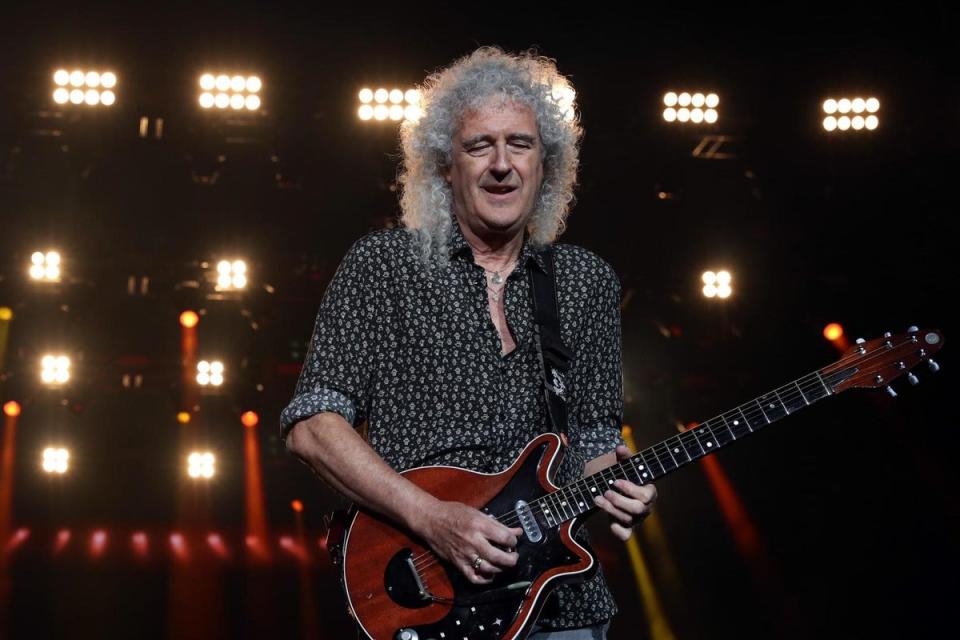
[570,259,625,461]
[279,233,391,445]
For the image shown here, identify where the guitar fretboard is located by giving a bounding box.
[529,365,855,528]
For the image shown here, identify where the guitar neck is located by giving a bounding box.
[537,364,853,527]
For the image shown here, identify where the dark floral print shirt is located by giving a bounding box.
[280,219,625,628]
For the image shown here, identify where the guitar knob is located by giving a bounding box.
[907,373,919,385]
[885,386,898,398]
[398,629,419,640]
[928,359,940,373]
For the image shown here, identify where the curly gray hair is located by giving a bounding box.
[398,46,583,263]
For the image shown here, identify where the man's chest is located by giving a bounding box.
[393,265,539,358]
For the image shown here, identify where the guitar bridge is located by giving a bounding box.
[514,500,542,543]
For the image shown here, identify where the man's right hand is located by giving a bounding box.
[415,500,522,585]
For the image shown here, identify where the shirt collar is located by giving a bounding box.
[447,214,547,274]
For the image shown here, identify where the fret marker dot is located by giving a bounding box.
[769,403,775,409]
[642,472,648,478]
[706,442,713,447]
[608,479,614,484]
[673,448,680,453]
[561,501,567,506]
[733,420,739,425]
[578,502,584,507]
[590,487,596,492]
[638,465,644,470]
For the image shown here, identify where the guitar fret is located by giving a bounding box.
[635,452,654,482]
[562,485,580,516]
[546,493,561,523]
[706,418,734,447]
[601,466,618,491]
[569,482,586,514]
[540,500,556,527]
[775,389,790,414]
[688,436,702,460]
[692,424,720,453]
[554,491,570,521]
[567,483,583,515]
[641,448,665,478]
[663,441,680,468]
[794,381,809,405]
[816,371,832,396]
[589,474,606,499]
[719,415,737,440]
[755,399,771,424]
[578,480,593,513]
[737,407,754,433]
[668,435,692,465]
[689,427,707,456]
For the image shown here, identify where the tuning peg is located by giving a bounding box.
[885,386,898,398]
[908,326,919,333]
[908,373,919,385]
[884,332,892,338]
[928,359,940,373]
[855,338,866,344]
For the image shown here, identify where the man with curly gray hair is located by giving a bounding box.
[282,47,657,639]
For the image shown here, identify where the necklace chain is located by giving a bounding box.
[483,259,516,302]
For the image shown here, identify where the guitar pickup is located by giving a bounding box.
[514,500,542,543]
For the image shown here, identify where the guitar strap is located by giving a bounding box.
[529,245,574,442]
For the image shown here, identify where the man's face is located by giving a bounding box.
[444,98,544,238]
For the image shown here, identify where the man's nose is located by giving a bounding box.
[489,144,511,179]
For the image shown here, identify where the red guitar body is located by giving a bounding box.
[341,433,596,640]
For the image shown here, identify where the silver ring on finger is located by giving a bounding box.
[472,554,484,570]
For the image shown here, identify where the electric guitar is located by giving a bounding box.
[335,327,944,640]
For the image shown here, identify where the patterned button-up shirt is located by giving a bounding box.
[280,218,625,628]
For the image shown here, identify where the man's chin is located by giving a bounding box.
[477,210,530,232]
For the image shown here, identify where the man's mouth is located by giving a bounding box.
[482,185,518,195]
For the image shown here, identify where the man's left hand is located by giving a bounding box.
[592,445,658,541]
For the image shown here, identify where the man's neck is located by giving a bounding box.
[454,214,525,272]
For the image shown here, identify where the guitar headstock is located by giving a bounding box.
[822,326,944,396]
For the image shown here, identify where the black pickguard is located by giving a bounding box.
[383,442,597,640]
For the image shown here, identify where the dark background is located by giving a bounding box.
[0,4,957,639]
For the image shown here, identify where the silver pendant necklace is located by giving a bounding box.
[485,259,516,286]
[483,259,516,303]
